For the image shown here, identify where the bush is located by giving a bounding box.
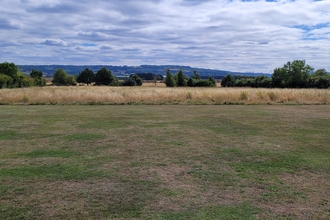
[121,78,137,86]
[0,73,13,88]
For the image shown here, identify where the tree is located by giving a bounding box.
[272,67,288,88]
[287,60,313,88]
[76,68,95,85]
[175,69,187,87]
[30,70,46,87]
[311,69,328,77]
[221,74,235,87]
[309,68,330,88]
[164,68,175,87]
[0,62,19,79]
[272,60,313,88]
[95,67,118,86]
[0,62,19,87]
[30,70,43,78]
[208,76,216,87]
[52,68,68,85]
[192,70,201,80]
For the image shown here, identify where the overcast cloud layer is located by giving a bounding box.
[1,0,329,73]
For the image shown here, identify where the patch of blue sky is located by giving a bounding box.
[81,43,97,47]
[293,23,329,32]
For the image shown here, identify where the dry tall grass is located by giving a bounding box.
[0,86,329,105]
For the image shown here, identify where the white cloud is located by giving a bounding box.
[0,0,329,72]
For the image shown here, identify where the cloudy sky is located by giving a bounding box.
[1,0,329,73]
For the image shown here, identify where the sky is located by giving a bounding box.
[0,0,330,73]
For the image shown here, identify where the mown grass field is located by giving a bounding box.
[0,105,330,219]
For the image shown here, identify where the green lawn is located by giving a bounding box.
[0,105,329,219]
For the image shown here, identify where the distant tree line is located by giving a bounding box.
[0,62,46,88]
[165,68,216,87]
[0,62,145,88]
[75,67,143,86]
[221,60,330,89]
[2,61,329,89]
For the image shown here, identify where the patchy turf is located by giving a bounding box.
[0,105,329,219]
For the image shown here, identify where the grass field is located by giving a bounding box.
[0,86,330,105]
[0,105,329,219]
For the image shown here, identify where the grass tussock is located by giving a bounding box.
[0,86,330,105]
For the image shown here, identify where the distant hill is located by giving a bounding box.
[18,65,269,79]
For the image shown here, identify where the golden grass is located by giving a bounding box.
[0,86,329,105]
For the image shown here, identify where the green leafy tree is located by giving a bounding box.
[77,68,95,85]
[208,76,216,87]
[187,77,196,87]
[164,68,175,87]
[192,70,201,80]
[175,69,187,87]
[0,62,19,87]
[272,60,313,88]
[308,69,330,88]
[30,70,46,87]
[272,67,288,88]
[311,69,328,77]
[52,68,68,85]
[30,70,43,78]
[95,67,118,86]
[221,74,235,87]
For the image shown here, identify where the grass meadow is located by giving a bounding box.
[0,105,329,219]
[0,85,330,105]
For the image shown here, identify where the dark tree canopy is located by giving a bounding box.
[272,60,313,88]
[30,70,46,87]
[221,74,235,87]
[175,69,187,87]
[30,70,43,79]
[0,62,19,79]
[77,68,95,85]
[95,67,118,86]
[164,68,175,87]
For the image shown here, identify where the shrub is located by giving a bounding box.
[0,73,13,88]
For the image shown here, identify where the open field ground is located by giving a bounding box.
[0,105,329,219]
[0,86,330,105]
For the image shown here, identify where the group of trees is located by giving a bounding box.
[1,60,329,89]
[165,69,216,87]
[0,62,46,88]
[75,67,143,86]
[221,60,330,89]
